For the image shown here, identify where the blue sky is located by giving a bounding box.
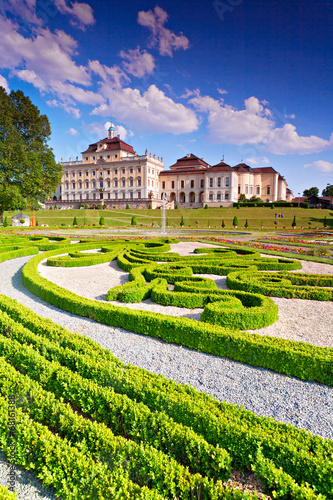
[0,0,332,196]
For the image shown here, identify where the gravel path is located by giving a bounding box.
[0,246,332,498]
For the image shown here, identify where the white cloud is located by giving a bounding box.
[265,125,333,155]
[92,84,198,135]
[119,46,155,78]
[16,69,47,91]
[68,127,79,135]
[285,113,296,119]
[189,92,333,155]
[137,6,189,57]
[53,0,95,30]
[0,74,9,92]
[88,60,130,88]
[217,87,228,95]
[304,160,333,173]
[0,0,41,24]
[246,156,270,165]
[46,98,81,118]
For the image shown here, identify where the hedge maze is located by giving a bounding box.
[0,234,332,498]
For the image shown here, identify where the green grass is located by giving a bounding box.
[3,207,333,230]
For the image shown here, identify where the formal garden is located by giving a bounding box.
[0,229,332,500]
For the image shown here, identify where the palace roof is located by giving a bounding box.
[209,160,232,172]
[169,154,211,170]
[81,136,135,155]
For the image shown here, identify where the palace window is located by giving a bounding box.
[129,167,133,174]
[225,177,229,187]
[209,192,213,201]
[238,185,241,194]
[171,181,175,189]
[114,154,118,158]
[137,167,141,173]
[71,171,75,177]
[217,178,221,187]
[200,179,204,188]
[65,172,69,177]
[122,178,126,187]
[256,186,260,195]
[152,180,154,187]
[85,157,88,161]
[114,169,118,175]
[92,170,95,176]
[137,177,141,187]
[122,168,125,174]
[148,179,150,187]
[266,186,271,195]
[79,182,82,189]
[130,191,133,199]
[190,180,194,188]
[72,182,75,189]
[107,180,110,188]
[122,192,126,199]
[107,155,110,159]
[100,156,103,159]
[115,192,118,199]
[148,168,150,174]
[209,178,213,188]
[107,169,110,175]
[100,181,103,188]
[78,171,82,177]
[85,181,89,189]
[114,179,118,188]
[129,177,133,187]
[85,171,89,176]
[250,186,253,195]
[65,182,69,190]
[217,192,221,201]
[245,185,249,194]
[92,181,96,188]
[92,156,95,160]
[225,192,229,200]
[137,191,141,199]
[162,181,165,189]
[181,180,184,188]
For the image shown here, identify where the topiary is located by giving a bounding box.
[292,215,296,227]
[175,204,179,209]
[73,217,78,226]
[221,219,225,228]
[232,216,239,227]
[148,204,152,209]
[126,204,130,209]
[131,216,137,226]
[84,204,88,209]
[244,219,249,228]
[204,204,208,209]
[99,216,105,226]
[3,217,8,227]
[180,216,184,226]
[20,218,26,224]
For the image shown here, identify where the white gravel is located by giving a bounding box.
[0,243,332,499]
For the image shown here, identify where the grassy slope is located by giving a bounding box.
[3,207,333,230]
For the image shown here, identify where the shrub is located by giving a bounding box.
[180,216,184,226]
[99,216,105,226]
[20,218,26,224]
[131,216,137,226]
[175,204,179,209]
[84,204,88,209]
[148,204,152,209]
[221,219,225,228]
[204,204,208,209]
[323,216,327,227]
[233,216,239,226]
[73,217,78,226]
[97,204,102,210]
[244,219,248,228]
[126,204,130,209]
[49,206,53,210]
[3,217,8,227]
[292,215,296,227]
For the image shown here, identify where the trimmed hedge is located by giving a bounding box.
[0,486,17,500]
[0,246,39,263]
[0,298,332,497]
[0,329,232,481]
[227,271,333,300]
[21,250,333,386]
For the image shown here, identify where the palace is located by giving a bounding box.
[51,124,292,209]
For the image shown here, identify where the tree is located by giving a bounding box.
[244,219,248,228]
[0,87,62,224]
[131,216,137,225]
[73,217,78,226]
[3,216,8,227]
[292,215,296,227]
[233,216,239,227]
[180,216,184,226]
[238,193,246,202]
[303,187,319,197]
[99,216,105,225]
[126,204,129,209]
[322,184,333,197]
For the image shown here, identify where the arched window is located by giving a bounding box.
[85,181,89,189]
[137,176,141,187]
[92,181,96,188]
[225,177,230,187]
[72,182,75,189]
[114,179,118,188]
[129,177,133,187]
[209,192,213,201]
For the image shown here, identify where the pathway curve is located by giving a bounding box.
[0,253,332,442]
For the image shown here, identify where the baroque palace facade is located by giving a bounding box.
[51,124,291,209]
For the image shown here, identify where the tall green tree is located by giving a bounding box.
[322,184,333,197]
[0,87,62,224]
[303,187,319,197]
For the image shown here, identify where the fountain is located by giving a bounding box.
[161,193,167,235]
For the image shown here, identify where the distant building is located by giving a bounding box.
[51,123,165,209]
[160,154,289,207]
[12,213,30,227]
[49,124,291,209]
[293,195,333,208]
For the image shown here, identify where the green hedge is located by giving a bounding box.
[0,298,331,497]
[21,250,333,386]
[0,358,225,499]
[0,394,163,500]
[0,486,17,500]
[0,246,39,263]
[227,271,333,300]
[0,328,232,481]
